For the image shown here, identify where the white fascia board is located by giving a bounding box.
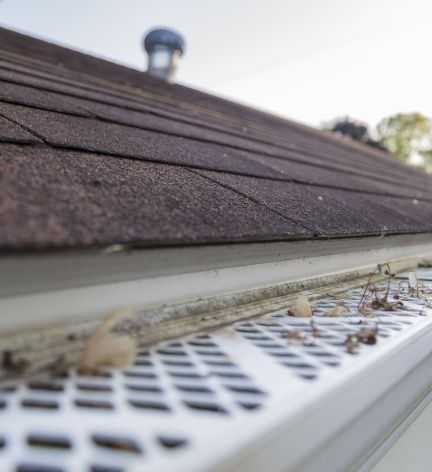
[0,234,432,334]
[369,389,432,472]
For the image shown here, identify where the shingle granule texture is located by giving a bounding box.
[0,26,431,250]
[0,115,41,144]
[194,170,430,238]
[0,144,311,249]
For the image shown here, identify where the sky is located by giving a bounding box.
[0,0,431,128]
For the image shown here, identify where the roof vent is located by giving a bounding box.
[143,28,185,83]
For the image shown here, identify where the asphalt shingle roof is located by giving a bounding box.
[0,27,431,251]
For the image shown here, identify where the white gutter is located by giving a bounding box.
[1,270,431,472]
[0,234,432,334]
[209,309,432,472]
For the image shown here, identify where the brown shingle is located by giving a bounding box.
[0,115,41,144]
[195,170,429,237]
[0,102,283,178]
[0,26,431,251]
[0,101,429,201]
[0,58,429,194]
[0,144,311,249]
[0,79,89,116]
[0,53,429,189]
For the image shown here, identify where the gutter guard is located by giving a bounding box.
[0,269,432,471]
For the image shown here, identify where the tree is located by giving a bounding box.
[330,118,369,142]
[325,117,385,150]
[376,113,432,170]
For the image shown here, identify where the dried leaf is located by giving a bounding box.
[408,271,418,288]
[367,297,402,312]
[51,355,68,378]
[419,259,432,268]
[324,304,349,317]
[358,306,370,316]
[382,301,395,311]
[357,327,378,345]
[1,350,29,374]
[288,295,312,318]
[345,334,359,354]
[357,263,393,313]
[310,319,321,337]
[282,329,307,342]
[79,306,137,373]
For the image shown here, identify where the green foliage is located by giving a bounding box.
[376,113,432,169]
[325,113,432,171]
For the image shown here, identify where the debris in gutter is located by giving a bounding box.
[1,350,29,374]
[356,326,378,345]
[78,306,137,374]
[282,329,307,343]
[369,296,403,312]
[395,274,432,307]
[344,325,378,353]
[345,334,359,354]
[358,263,403,313]
[310,319,321,337]
[408,271,419,288]
[418,259,432,268]
[101,243,131,255]
[50,355,69,378]
[288,295,312,318]
[323,304,349,317]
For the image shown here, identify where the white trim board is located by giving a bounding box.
[1,235,432,298]
[369,389,432,472]
[1,234,432,335]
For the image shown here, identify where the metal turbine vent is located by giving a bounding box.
[143,28,185,82]
[0,269,431,471]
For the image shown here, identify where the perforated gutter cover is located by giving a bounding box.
[1,255,432,472]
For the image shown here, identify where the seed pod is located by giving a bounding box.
[324,304,349,317]
[288,295,312,318]
[79,306,137,373]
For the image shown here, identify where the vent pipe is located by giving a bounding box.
[143,28,185,83]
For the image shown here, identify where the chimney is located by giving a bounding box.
[143,28,185,83]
